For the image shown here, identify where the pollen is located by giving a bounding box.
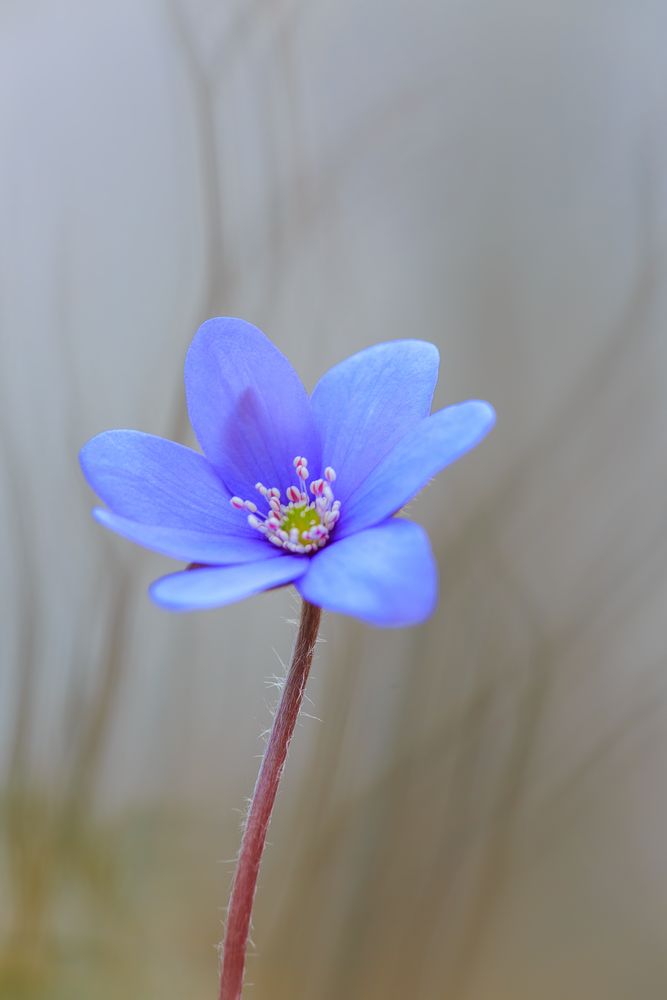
[230,456,341,554]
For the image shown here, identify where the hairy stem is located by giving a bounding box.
[219,600,322,1000]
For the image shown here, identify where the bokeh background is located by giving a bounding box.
[2,2,667,998]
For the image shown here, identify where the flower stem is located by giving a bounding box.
[218,600,322,1000]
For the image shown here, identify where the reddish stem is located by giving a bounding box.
[218,600,322,1000]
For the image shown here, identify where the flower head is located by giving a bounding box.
[80,318,495,626]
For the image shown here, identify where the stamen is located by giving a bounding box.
[229,455,340,555]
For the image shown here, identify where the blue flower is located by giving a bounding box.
[80,318,495,627]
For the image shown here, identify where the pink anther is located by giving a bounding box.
[231,456,340,555]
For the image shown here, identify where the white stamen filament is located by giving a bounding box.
[230,455,340,554]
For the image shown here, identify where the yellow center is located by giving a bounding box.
[281,503,322,545]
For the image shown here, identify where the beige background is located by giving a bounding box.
[1,1,667,997]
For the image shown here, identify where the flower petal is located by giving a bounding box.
[185,317,320,498]
[93,508,278,564]
[150,556,307,612]
[310,340,439,504]
[297,519,437,627]
[80,429,249,534]
[338,400,496,537]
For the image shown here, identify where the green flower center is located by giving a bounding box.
[280,503,323,546]
[230,455,340,554]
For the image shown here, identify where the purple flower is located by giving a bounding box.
[80,318,494,626]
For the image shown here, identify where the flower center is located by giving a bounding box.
[230,456,340,554]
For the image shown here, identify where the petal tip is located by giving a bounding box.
[474,399,497,433]
[78,433,103,479]
[91,505,108,525]
[188,316,271,356]
[148,576,190,613]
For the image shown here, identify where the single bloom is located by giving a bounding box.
[80,318,495,627]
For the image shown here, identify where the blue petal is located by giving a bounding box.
[338,401,496,537]
[184,317,320,498]
[150,556,307,611]
[297,519,437,627]
[80,429,249,534]
[310,340,439,504]
[93,508,278,564]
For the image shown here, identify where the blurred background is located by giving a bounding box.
[2,1,667,997]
